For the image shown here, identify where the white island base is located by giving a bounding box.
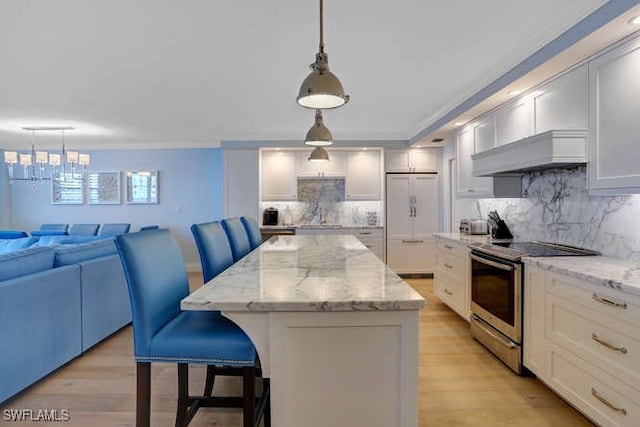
[226,310,419,427]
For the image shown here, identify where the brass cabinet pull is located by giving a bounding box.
[592,293,628,309]
[591,333,628,354]
[359,231,372,235]
[444,289,453,296]
[591,388,627,415]
[402,239,424,243]
[444,244,453,250]
[444,263,454,269]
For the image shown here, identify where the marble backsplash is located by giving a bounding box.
[260,201,383,227]
[475,166,640,262]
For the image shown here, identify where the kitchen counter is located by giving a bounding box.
[260,224,383,230]
[523,256,640,298]
[183,234,423,312]
[433,232,640,298]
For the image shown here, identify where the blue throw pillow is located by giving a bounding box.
[53,238,117,266]
[0,237,39,254]
[0,246,55,281]
[0,230,28,239]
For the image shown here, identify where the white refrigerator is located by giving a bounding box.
[386,173,440,274]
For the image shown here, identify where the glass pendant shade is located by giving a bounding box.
[305,109,333,146]
[308,146,330,163]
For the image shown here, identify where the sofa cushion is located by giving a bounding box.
[0,230,28,239]
[53,238,117,266]
[30,230,68,237]
[0,246,55,281]
[34,235,105,247]
[0,237,39,254]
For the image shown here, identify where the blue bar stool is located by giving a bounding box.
[191,221,234,282]
[240,216,263,250]
[221,217,251,262]
[115,229,269,427]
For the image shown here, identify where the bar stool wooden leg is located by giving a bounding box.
[136,362,151,427]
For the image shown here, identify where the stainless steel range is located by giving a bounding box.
[468,240,599,374]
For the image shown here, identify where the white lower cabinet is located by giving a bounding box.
[523,264,640,426]
[433,239,469,320]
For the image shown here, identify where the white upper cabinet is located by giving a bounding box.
[588,34,640,194]
[456,126,495,198]
[385,148,439,172]
[296,150,346,177]
[261,151,297,201]
[533,64,588,133]
[345,150,381,200]
[473,113,497,153]
[496,97,532,146]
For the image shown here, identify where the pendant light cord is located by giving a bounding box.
[319,0,324,53]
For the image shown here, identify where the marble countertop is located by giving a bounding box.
[433,232,640,298]
[523,257,640,298]
[182,235,425,312]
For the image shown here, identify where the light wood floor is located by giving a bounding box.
[1,276,594,426]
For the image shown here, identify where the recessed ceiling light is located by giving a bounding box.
[508,89,524,96]
[629,15,640,25]
[453,122,465,126]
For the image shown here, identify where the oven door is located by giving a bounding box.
[469,251,522,343]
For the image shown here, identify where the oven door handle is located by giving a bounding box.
[470,253,516,271]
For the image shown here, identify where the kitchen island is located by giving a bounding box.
[181,234,424,427]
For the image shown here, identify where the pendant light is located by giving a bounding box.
[297,0,349,109]
[308,146,330,163]
[304,110,333,146]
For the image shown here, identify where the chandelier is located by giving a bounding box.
[3,126,90,183]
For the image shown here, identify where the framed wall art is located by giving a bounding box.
[51,173,85,204]
[88,171,121,204]
[125,170,158,204]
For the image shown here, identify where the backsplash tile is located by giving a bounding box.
[477,166,640,262]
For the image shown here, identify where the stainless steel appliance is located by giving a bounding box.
[468,240,599,374]
[459,219,488,235]
[262,207,279,226]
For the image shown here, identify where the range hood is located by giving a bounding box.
[472,130,587,176]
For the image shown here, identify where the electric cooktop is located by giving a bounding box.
[469,240,600,261]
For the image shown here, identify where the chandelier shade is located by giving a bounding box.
[296,0,349,110]
[304,109,333,146]
[308,146,330,163]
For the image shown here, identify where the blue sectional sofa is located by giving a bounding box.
[0,237,132,403]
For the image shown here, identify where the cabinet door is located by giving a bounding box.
[224,149,259,219]
[588,35,640,194]
[385,174,412,239]
[385,149,410,172]
[346,150,381,200]
[496,97,532,146]
[296,151,323,177]
[523,265,546,378]
[474,113,496,153]
[386,240,434,274]
[411,174,439,239]
[297,150,346,177]
[408,149,438,172]
[261,151,297,201]
[456,126,494,198]
[534,64,588,134]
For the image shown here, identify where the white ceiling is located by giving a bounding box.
[0,0,622,149]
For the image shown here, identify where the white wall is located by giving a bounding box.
[6,148,224,269]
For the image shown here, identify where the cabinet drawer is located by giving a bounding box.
[546,293,640,390]
[434,273,467,319]
[436,240,469,256]
[546,272,640,326]
[547,342,640,427]
[435,251,466,280]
